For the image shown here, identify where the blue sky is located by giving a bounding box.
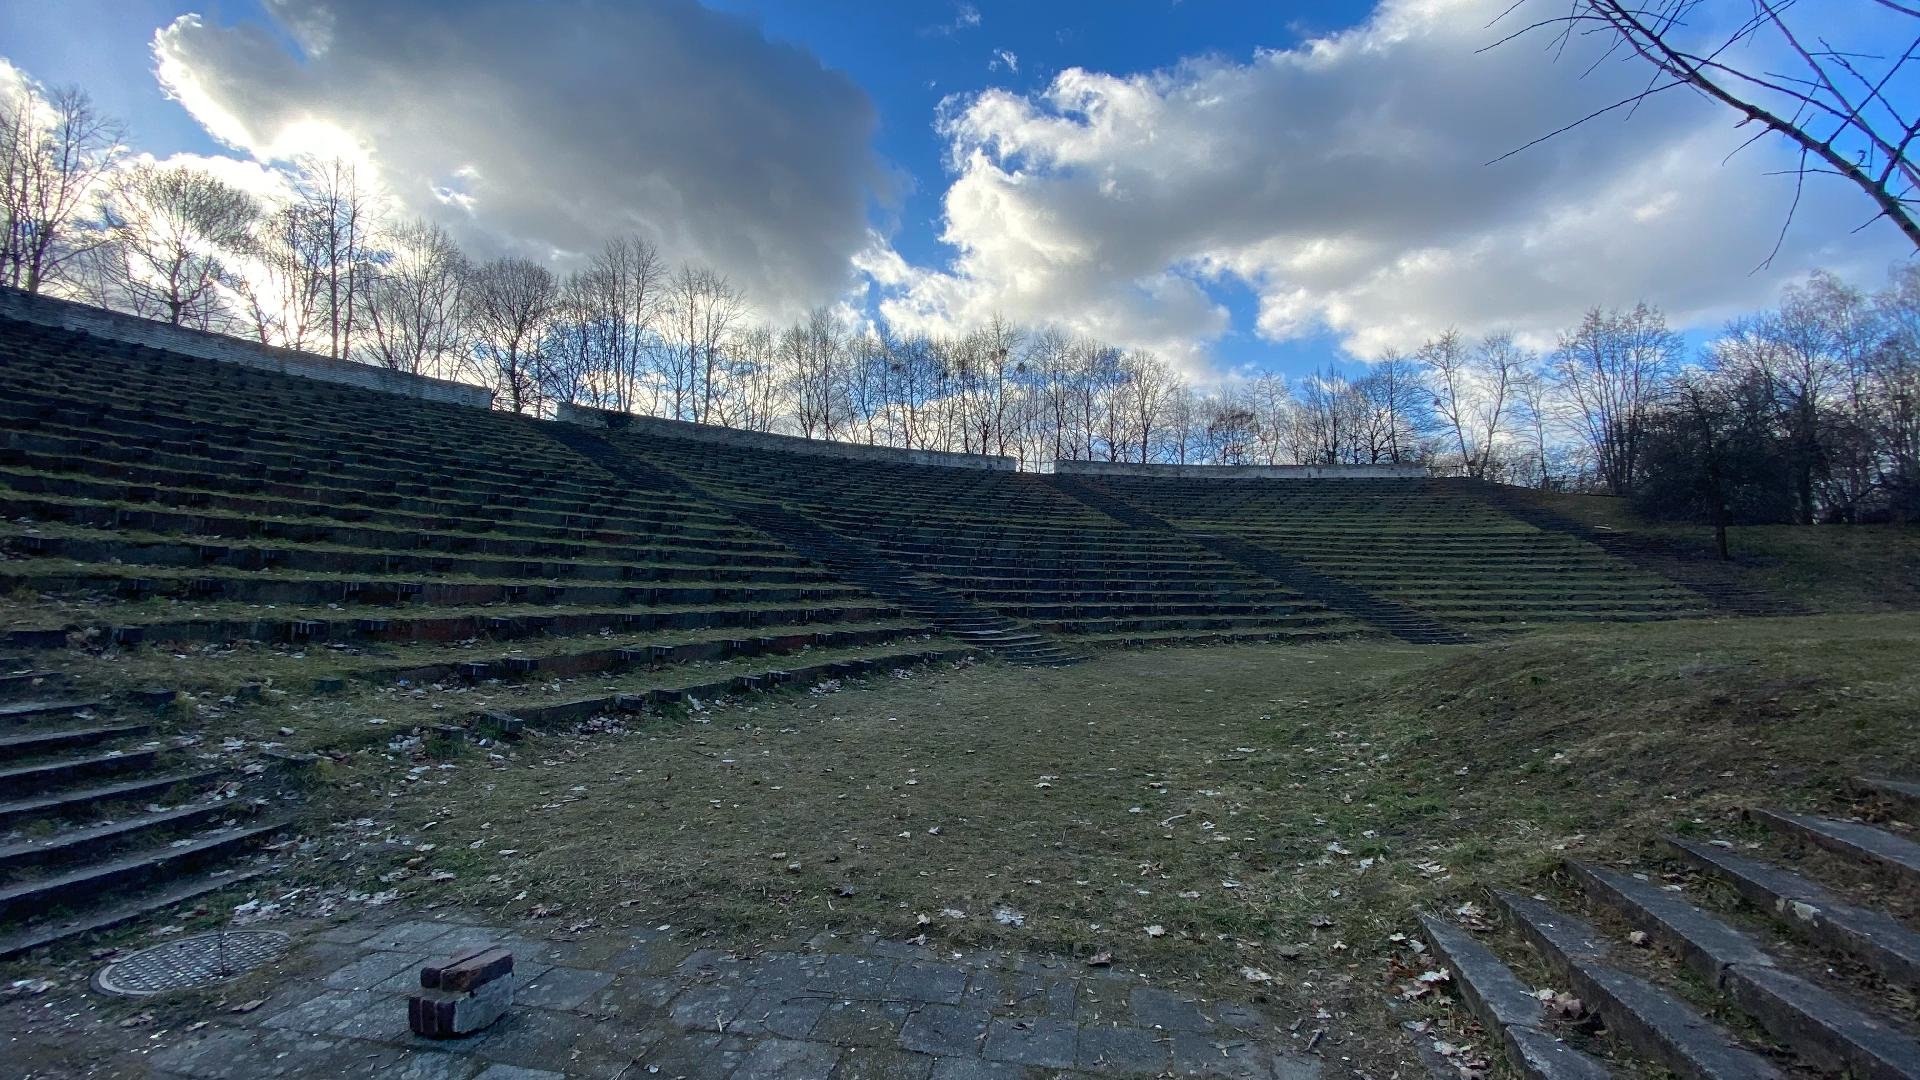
[1,0,1909,380]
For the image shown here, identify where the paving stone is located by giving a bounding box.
[816,1001,913,1047]
[887,963,968,1005]
[379,1053,490,1080]
[453,1008,658,1079]
[670,984,753,1031]
[1269,1053,1322,1080]
[327,992,420,1041]
[1211,1003,1268,1032]
[607,939,697,976]
[729,990,831,1039]
[981,1016,1077,1069]
[1130,987,1212,1033]
[328,951,435,991]
[1075,1023,1171,1074]
[317,920,391,946]
[262,989,390,1034]
[925,1057,1026,1080]
[517,966,616,1010]
[363,920,468,952]
[829,1048,936,1080]
[473,1067,564,1080]
[733,1037,842,1080]
[679,947,749,978]
[748,952,826,994]
[425,928,522,961]
[1070,980,1128,1025]
[636,1032,754,1080]
[964,972,1075,1018]
[150,1026,451,1079]
[898,1005,991,1056]
[581,974,681,1020]
[1170,1031,1271,1079]
[811,954,896,998]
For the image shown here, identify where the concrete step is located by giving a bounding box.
[0,799,243,870]
[1751,808,1920,891]
[0,817,289,922]
[1668,837,1920,991]
[0,669,68,700]
[0,699,105,725]
[1857,776,1920,817]
[1570,861,1920,1080]
[1492,890,1784,1080]
[1415,912,1612,1078]
[0,721,154,759]
[0,746,164,793]
[0,865,270,961]
[0,768,227,826]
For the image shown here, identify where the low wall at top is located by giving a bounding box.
[556,403,1017,472]
[1053,459,1430,480]
[0,287,495,409]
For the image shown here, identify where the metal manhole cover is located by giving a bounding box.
[95,930,291,996]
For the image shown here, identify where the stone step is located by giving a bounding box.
[1858,776,1920,817]
[0,799,243,870]
[1492,890,1784,1080]
[1415,912,1613,1078]
[0,721,154,759]
[1751,808,1920,891]
[0,865,270,961]
[1569,861,1920,1080]
[0,817,289,922]
[1668,837,1920,991]
[0,746,164,793]
[0,669,68,700]
[0,767,227,826]
[0,699,104,725]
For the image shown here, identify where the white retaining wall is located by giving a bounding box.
[0,288,495,408]
[1053,460,1430,480]
[556,403,1017,471]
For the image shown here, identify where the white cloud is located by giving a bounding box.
[152,0,883,320]
[991,49,1019,75]
[876,0,1909,370]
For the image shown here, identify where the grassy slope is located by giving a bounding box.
[1534,490,1920,612]
[277,611,1918,1074]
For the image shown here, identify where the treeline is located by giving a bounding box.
[4,81,1917,519]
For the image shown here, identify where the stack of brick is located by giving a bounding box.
[407,946,515,1038]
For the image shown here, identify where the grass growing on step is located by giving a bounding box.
[275,613,1918,1074]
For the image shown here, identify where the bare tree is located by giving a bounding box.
[0,82,123,293]
[94,164,258,327]
[660,265,746,423]
[781,306,849,439]
[1500,1,1920,252]
[1553,304,1680,494]
[291,156,374,358]
[466,256,555,414]
[1423,330,1531,478]
[363,219,470,378]
[1713,270,1866,521]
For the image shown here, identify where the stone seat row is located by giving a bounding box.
[1,527,833,590]
[0,416,742,537]
[4,598,902,653]
[0,493,807,587]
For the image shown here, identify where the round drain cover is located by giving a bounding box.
[95,930,291,996]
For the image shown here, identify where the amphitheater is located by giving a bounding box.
[1,288,1916,1080]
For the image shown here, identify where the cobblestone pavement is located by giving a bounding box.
[144,913,1326,1079]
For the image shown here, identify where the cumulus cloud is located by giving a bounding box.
[878,0,1908,371]
[153,0,882,319]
